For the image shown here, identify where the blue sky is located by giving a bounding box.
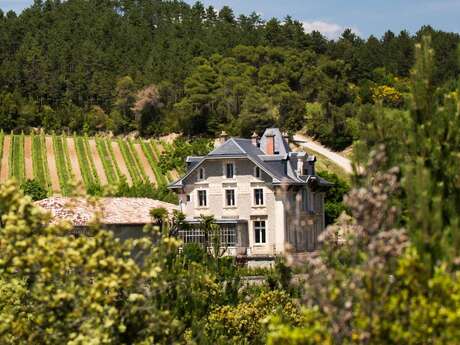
[1,0,460,39]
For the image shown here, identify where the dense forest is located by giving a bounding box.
[1,0,459,149]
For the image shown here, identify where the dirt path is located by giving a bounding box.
[45,136,61,193]
[24,136,34,180]
[66,137,83,184]
[293,134,353,174]
[133,142,157,185]
[111,141,132,185]
[0,135,10,182]
[88,139,108,185]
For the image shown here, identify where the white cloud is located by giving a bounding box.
[302,20,360,40]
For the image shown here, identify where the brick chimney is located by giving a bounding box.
[265,133,275,155]
[251,131,259,147]
[216,130,228,147]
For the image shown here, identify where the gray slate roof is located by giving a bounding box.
[170,128,331,189]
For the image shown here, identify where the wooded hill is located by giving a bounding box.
[0,0,459,150]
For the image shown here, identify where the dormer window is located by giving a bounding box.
[198,167,205,181]
[225,162,235,179]
[254,166,261,179]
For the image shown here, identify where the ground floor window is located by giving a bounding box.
[178,224,237,247]
[254,220,266,244]
[220,224,237,246]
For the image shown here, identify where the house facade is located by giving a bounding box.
[169,128,331,258]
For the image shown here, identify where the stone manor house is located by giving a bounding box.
[169,128,331,258]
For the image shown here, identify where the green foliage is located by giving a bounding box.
[317,171,350,225]
[182,243,207,264]
[0,181,278,344]
[8,133,25,184]
[74,135,99,188]
[52,134,74,196]
[304,102,357,151]
[20,179,47,200]
[266,258,293,292]
[159,137,213,175]
[128,139,148,182]
[267,36,460,345]
[140,139,167,186]
[105,138,124,180]
[204,290,302,344]
[0,180,178,343]
[117,139,143,184]
[1,1,457,148]
[112,178,178,204]
[95,137,119,184]
[31,132,51,193]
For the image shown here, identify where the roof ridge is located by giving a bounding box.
[230,137,247,154]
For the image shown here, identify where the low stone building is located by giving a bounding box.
[35,197,179,240]
[169,128,331,260]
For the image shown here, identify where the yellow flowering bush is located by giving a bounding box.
[203,290,302,344]
[372,85,404,107]
[0,180,220,344]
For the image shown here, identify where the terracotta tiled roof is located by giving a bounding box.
[35,197,179,226]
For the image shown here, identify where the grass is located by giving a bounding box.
[96,137,118,184]
[118,139,143,184]
[105,138,124,181]
[306,148,351,183]
[40,133,52,194]
[53,134,73,195]
[127,139,148,182]
[9,133,25,184]
[140,139,167,186]
[83,136,100,185]
[75,135,102,188]
[32,132,51,192]
[151,140,173,183]
[3,133,170,193]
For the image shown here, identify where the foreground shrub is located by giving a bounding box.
[204,290,302,345]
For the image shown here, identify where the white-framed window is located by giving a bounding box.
[197,190,207,207]
[254,220,266,244]
[225,162,235,179]
[254,188,264,206]
[197,167,205,181]
[225,189,236,207]
[254,166,261,178]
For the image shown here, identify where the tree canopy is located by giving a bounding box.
[0,1,458,150]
